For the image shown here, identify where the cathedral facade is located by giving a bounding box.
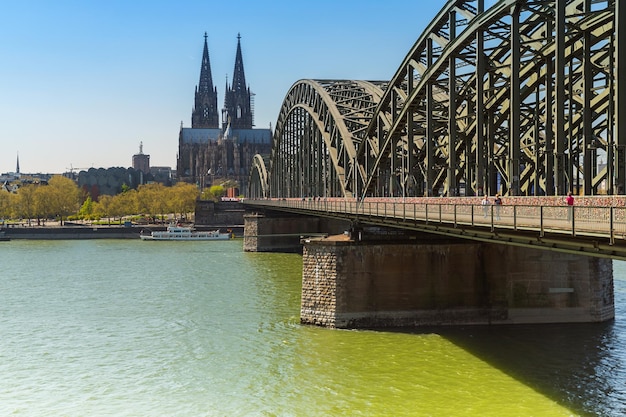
[177,33,272,194]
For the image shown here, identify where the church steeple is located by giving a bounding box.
[192,32,219,128]
[231,33,247,96]
[222,33,253,130]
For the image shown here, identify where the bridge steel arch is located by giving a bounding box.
[249,1,622,199]
[248,154,269,198]
[262,79,388,199]
[358,0,621,198]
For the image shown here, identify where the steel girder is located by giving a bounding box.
[260,79,388,199]
[248,0,620,199]
[361,0,618,198]
[248,154,269,198]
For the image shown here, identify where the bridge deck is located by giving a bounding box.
[244,198,626,260]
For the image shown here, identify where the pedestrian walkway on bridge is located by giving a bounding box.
[244,195,626,260]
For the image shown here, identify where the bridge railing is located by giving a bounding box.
[246,198,626,244]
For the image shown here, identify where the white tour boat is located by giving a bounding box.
[140,224,231,241]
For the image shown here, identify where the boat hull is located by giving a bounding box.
[140,225,231,241]
[140,234,231,241]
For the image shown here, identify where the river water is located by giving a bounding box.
[1,239,625,416]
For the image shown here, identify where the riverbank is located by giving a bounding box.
[1,224,244,239]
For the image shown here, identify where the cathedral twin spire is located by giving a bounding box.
[192,33,219,128]
[191,33,252,130]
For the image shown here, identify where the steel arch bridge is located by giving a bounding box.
[249,0,624,199]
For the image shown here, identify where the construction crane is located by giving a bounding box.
[65,164,91,174]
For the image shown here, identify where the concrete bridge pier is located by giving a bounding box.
[301,233,614,329]
[243,212,349,252]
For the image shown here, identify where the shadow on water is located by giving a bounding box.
[389,320,626,417]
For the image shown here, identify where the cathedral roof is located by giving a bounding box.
[180,128,221,144]
[180,127,271,145]
[231,129,272,144]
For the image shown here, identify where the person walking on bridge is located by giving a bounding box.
[494,194,502,220]
[566,192,574,221]
[481,196,490,218]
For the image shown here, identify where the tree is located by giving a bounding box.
[137,183,167,221]
[202,184,225,202]
[79,196,94,219]
[0,191,10,222]
[169,182,199,219]
[110,189,137,223]
[34,184,56,222]
[41,176,81,225]
[94,195,113,224]
[0,189,17,221]
[15,183,38,226]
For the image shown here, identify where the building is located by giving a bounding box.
[177,33,272,194]
[132,142,150,174]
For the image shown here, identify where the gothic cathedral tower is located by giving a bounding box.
[192,33,219,128]
[178,32,271,191]
[222,34,253,130]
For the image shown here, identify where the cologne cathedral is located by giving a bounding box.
[176,33,272,192]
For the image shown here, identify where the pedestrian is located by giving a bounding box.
[481,195,490,218]
[494,194,502,220]
[566,192,574,221]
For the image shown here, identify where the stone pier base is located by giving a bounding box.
[300,235,614,328]
[244,212,349,252]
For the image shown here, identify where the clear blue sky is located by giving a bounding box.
[0,0,446,174]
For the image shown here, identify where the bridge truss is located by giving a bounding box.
[249,0,624,199]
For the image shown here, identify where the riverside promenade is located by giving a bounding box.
[2,223,142,239]
[1,221,244,239]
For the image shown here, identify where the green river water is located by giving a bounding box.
[0,239,624,416]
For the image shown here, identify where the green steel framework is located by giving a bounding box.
[248,0,622,199]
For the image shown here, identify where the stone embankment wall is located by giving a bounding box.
[195,201,245,226]
[3,226,141,239]
[301,236,614,328]
[244,213,349,252]
[243,214,318,252]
